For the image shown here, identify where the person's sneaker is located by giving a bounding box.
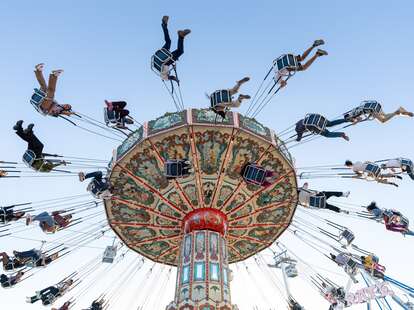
[316,49,328,56]
[178,29,191,37]
[35,63,45,71]
[184,160,191,165]
[237,77,250,84]
[395,175,403,180]
[13,120,24,130]
[24,123,34,133]
[188,168,195,173]
[52,69,64,76]
[105,100,113,111]
[78,172,85,182]
[162,15,169,25]
[313,39,325,47]
[398,107,414,117]
[343,191,350,198]
[342,133,350,141]
[239,94,251,100]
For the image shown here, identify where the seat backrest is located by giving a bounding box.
[309,195,326,208]
[30,88,48,115]
[22,150,37,167]
[151,48,174,74]
[360,100,383,115]
[364,163,381,178]
[165,160,183,177]
[273,54,298,74]
[210,90,232,108]
[303,114,327,133]
[243,165,266,185]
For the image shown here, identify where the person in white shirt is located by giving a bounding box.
[159,16,191,83]
[298,183,350,213]
[277,39,328,88]
[345,160,401,187]
[380,158,414,180]
[212,77,251,117]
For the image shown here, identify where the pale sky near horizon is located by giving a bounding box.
[0,0,413,309]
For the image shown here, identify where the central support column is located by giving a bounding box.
[167,209,238,310]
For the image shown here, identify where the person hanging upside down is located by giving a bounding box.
[295,115,350,142]
[0,206,25,224]
[276,39,328,88]
[210,77,251,118]
[26,211,72,233]
[14,249,59,267]
[79,171,113,199]
[164,159,194,180]
[360,255,386,279]
[13,121,67,172]
[32,63,73,116]
[104,100,134,128]
[158,16,191,83]
[0,252,26,271]
[27,279,73,305]
[329,252,359,283]
[298,183,350,214]
[344,100,413,124]
[89,298,105,310]
[345,160,401,187]
[0,271,24,288]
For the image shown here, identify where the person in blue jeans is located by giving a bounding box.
[158,16,191,82]
[295,116,350,142]
[78,171,112,199]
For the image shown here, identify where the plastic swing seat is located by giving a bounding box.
[273,54,299,77]
[285,263,298,278]
[400,158,413,171]
[22,150,37,168]
[104,107,125,128]
[210,90,232,108]
[389,211,409,228]
[151,48,174,75]
[303,114,328,134]
[242,164,267,186]
[364,163,381,178]
[309,195,326,209]
[339,229,355,245]
[360,100,383,115]
[345,258,357,270]
[102,245,117,263]
[30,88,48,116]
[164,160,190,178]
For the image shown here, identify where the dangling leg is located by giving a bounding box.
[320,129,350,141]
[41,70,62,112]
[25,129,45,158]
[228,77,250,95]
[377,107,414,123]
[34,63,47,92]
[297,40,325,61]
[298,49,328,71]
[322,191,345,199]
[171,29,191,61]
[161,16,171,50]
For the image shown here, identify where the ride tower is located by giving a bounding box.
[104,108,298,309]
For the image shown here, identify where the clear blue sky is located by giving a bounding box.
[0,0,413,309]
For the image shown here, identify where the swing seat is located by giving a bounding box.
[309,195,326,209]
[303,114,328,134]
[340,229,355,245]
[104,108,126,129]
[210,90,233,108]
[345,258,357,270]
[360,100,383,115]
[399,158,413,171]
[22,150,37,168]
[102,245,117,263]
[285,263,298,278]
[164,160,190,178]
[273,54,299,77]
[389,212,409,228]
[242,164,267,186]
[364,163,381,178]
[30,88,48,116]
[87,180,111,199]
[151,48,174,75]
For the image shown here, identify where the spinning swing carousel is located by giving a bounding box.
[105,109,298,309]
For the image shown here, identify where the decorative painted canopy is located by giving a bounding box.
[105,109,298,266]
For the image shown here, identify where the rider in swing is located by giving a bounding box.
[158,16,191,83]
